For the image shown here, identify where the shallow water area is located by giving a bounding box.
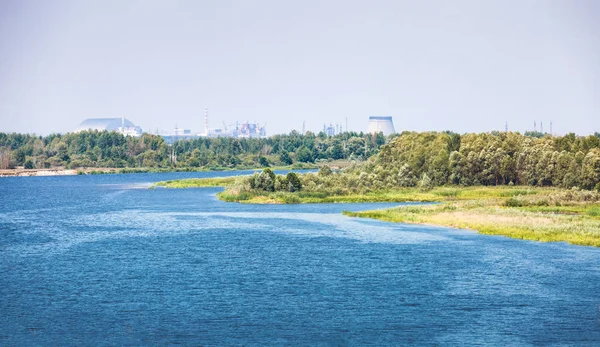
[1,171,599,345]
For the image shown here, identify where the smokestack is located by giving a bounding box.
[204,108,208,136]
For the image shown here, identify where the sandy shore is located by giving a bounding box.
[0,169,78,177]
[0,168,121,177]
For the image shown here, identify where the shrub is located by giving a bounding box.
[279,151,293,165]
[548,187,600,205]
[23,159,34,170]
[274,175,288,191]
[318,165,333,177]
[419,173,434,191]
[286,172,302,192]
[255,169,276,191]
[298,191,328,199]
[434,189,461,197]
[274,192,301,204]
[505,197,524,207]
[536,199,550,206]
[296,146,314,163]
[259,156,270,167]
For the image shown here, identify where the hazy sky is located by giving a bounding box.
[1,0,598,135]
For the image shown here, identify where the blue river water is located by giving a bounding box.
[1,171,599,346]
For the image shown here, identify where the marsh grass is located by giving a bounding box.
[344,199,600,247]
[220,185,560,204]
[586,206,600,217]
[152,175,600,247]
[153,176,240,188]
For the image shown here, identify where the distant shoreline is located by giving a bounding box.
[154,176,600,248]
[0,163,326,177]
[0,168,111,177]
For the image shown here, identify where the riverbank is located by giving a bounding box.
[153,176,240,188]
[152,176,600,247]
[242,185,600,247]
[344,199,600,247]
[0,169,80,177]
[0,162,324,177]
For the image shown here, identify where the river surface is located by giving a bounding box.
[1,171,599,346]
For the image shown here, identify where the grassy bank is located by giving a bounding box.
[150,175,600,247]
[343,199,600,247]
[218,185,557,204]
[82,162,318,175]
[153,176,240,188]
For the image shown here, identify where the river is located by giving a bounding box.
[1,171,599,345]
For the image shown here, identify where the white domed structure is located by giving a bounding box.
[76,117,143,137]
[76,118,133,132]
[367,116,395,135]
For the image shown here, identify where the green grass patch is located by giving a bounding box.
[151,177,600,247]
[344,200,600,247]
[153,176,240,188]
[586,206,600,217]
[432,188,462,198]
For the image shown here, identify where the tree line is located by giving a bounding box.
[240,131,600,195]
[2,130,598,191]
[371,131,600,190]
[0,130,387,170]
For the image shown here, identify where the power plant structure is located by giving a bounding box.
[367,116,395,136]
[200,108,266,139]
[322,122,346,136]
[324,124,336,136]
[162,108,267,144]
[76,116,143,137]
[531,120,553,134]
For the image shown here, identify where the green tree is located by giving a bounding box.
[296,146,313,163]
[286,172,302,192]
[0,147,11,169]
[329,143,345,160]
[254,168,276,191]
[259,156,270,167]
[419,173,434,191]
[23,159,34,169]
[581,149,600,189]
[279,151,293,165]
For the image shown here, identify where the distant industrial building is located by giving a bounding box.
[198,109,266,139]
[162,128,196,144]
[324,124,336,136]
[322,123,346,136]
[76,117,143,137]
[203,121,266,139]
[162,109,267,144]
[367,116,395,136]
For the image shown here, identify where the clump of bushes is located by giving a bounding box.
[548,187,600,205]
[503,187,600,208]
[505,197,525,207]
[246,169,303,193]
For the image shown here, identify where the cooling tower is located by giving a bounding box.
[367,116,395,135]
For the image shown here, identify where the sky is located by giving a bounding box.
[0,0,598,136]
